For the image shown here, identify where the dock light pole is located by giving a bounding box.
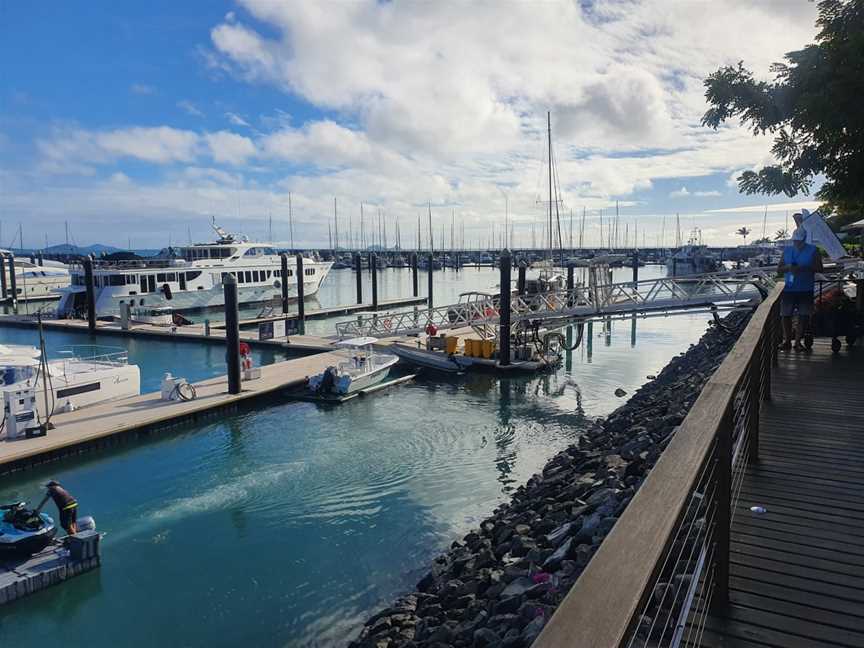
[499,250,512,366]
[411,253,419,297]
[83,256,96,331]
[280,254,290,314]
[223,274,242,395]
[296,254,306,335]
[517,261,527,295]
[427,253,434,309]
[0,254,7,302]
[370,253,379,311]
[7,252,17,310]
[354,253,363,304]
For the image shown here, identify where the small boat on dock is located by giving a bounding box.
[0,502,56,557]
[307,337,399,396]
[390,334,561,374]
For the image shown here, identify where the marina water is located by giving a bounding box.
[0,267,709,646]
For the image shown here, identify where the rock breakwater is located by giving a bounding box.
[351,310,752,648]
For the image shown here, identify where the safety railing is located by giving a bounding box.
[334,267,777,339]
[533,283,782,648]
[56,345,130,369]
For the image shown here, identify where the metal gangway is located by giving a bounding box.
[335,267,779,339]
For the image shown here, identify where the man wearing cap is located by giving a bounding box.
[778,228,823,351]
[37,480,78,535]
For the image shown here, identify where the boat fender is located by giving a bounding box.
[162,283,173,300]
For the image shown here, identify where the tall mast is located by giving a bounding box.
[334,197,339,251]
[288,192,294,250]
[580,207,586,249]
[547,111,553,263]
[360,203,365,250]
[428,202,433,253]
[417,214,421,250]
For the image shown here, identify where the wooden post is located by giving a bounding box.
[0,254,7,301]
[499,250,512,366]
[566,263,575,307]
[224,274,241,395]
[371,253,378,310]
[296,254,305,335]
[427,253,434,308]
[83,256,96,331]
[354,253,363,304]
[517,262,527,295]
[411,253,418,297]
[712,404,733,612]
[280,254,290,314]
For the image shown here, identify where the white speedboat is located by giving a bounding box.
[0,345,140,416]
[57,222,332,318]
[308,337,399,395]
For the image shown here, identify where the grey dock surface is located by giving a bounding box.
[696,339,864,648]
[0,349,348,475]
[1,532,101,605]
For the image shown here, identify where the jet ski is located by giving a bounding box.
[0,502,57,557]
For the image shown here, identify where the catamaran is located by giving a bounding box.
[56,223,332,318]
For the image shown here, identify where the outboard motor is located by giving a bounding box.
[77,516,96,533]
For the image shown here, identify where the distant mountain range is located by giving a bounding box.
[8,243,161,257]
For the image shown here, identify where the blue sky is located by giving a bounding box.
[1,1,822,249]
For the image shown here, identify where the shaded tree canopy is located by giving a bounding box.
[702,0,864,213]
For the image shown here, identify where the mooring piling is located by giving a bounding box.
[355,253,363,304]
[371,253,378,310]
[223,274,241,395]
[499,250,512,366]
[296,253,306,335]
[280,253,290,314]
[83,256,95,330]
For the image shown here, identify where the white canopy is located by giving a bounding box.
[336,337,379,348]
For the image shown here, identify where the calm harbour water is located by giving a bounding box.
[0,265,709,646]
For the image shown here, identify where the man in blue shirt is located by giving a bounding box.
[778,228,823,351]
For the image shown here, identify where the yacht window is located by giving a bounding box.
[287,269,293,277]
[108,274,125,286]
[304,268,315,276]
[254,271,261,282]
[245,271,252,283]
[140,299,145,305]
[157,273,166,282]
[129,291,137,295]
[166,273,176,282]
[237,272,244,284]
[221,272,229,283]
[186,271,201,281]
[274,269,280,278]
[126,274,137,284]
[266,271,271,279]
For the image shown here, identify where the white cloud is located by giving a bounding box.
[693,190,721,197]
[225,112,251,127]
[669,187,690,198]
[130,83,156,95]
[178,100,204,117]
[204,130,256,164]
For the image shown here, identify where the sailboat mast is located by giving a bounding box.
[333,197,339,251]
[428,202,433,253]
[547,111,553,263]
[288,192,294,250]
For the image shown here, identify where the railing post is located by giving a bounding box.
[712,405,733,612]
[748,346,761,463]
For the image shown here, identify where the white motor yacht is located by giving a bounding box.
[0,345,140,417]
[57,222,332,318]
[308,337,398,396]
[1,253,70,302]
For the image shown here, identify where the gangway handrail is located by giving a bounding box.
[532,283,782,648]
[334,267,778,339]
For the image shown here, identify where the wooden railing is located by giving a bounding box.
[534,284,782,648]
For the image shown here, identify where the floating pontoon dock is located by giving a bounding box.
[0,350,349,476]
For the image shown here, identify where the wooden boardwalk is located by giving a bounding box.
[699,339,864,647]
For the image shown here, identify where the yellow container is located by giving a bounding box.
[463,338,474,357]
[481,340,495,359]
[446,335,459,355]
